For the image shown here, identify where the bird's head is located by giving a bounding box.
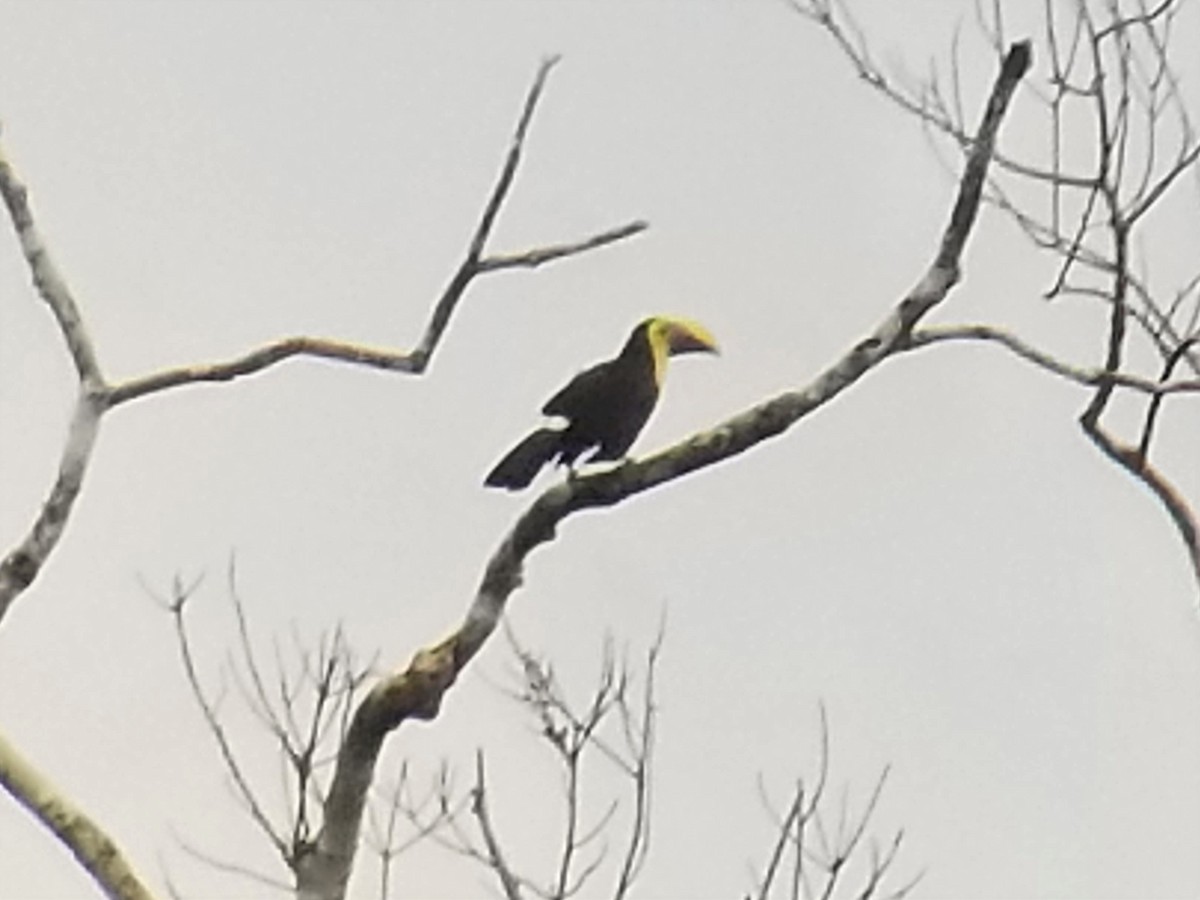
[638,316,718,389]
[647,317,720,357]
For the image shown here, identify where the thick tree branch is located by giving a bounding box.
[0,140,103,385]
[296,42,1029,900]
[0,728,154,900]
[468,44,1033,590]
[0,392,103,625]
[0,139,108,625]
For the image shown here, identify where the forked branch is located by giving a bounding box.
[376,630,660,900]
[750,709,921,900]
[300,40,1029,900]
[0,53,646,900]
[105,57,645,407]
[793,0,1200,592]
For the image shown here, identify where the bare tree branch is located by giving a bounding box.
[612,628,660,900]
[0,728,155,900]
[461,41,1031,650]
[750,709,918,900]
[793,0,1200,591]
[0,31,1030,897]
[0,53,640,629]
[164,578,290,863]
[173,832,292,895]
[2,53,646,895]
[384,629,658,900]
[364,764,459,900]
[755,781,806,900]
[0,140,103,384]
[294,42,1029,900]
[1139,335,1200,457]
[0,134,108,625]
[784,2,1081,189]
[160,566,383,899]
[1082,419,1200,584]
[0,392,103,624]
[905,323,1200,395]
[1052,2,1200,590]
[470,752,524,900]
[476,221,649,273]
[104,58,645,408]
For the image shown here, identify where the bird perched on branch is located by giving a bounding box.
[484,316,719,490]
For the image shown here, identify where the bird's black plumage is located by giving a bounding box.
[485,317,717,490]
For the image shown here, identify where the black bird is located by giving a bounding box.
[485,316,718,490]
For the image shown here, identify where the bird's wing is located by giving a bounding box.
[484,427,564,490]
[542,360,617,418]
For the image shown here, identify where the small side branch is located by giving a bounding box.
[476,220,648,273]
[904,324,1200,396]
[471,753,524,900]
[107,338,422,406]
[1138,336,1199,458]
[1082,422,1200,586]
[164,578,290,862]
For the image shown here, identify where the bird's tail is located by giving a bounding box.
[484,427,564,490]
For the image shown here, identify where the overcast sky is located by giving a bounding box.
[1,3,1198,899]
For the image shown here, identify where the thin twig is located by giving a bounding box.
[174,832,292,894]
[1138,336,1199,460]
[471,752,524,900]
[167,580,289,861]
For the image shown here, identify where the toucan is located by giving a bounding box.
[484,316,718,490]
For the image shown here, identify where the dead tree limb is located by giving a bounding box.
[793,0,1200,593]
[0,55,643,900]
[105,58,645,406]
[0,728,155,900]
[295,41,1031,900]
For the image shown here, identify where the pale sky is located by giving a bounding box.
[1,3,1198,899]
